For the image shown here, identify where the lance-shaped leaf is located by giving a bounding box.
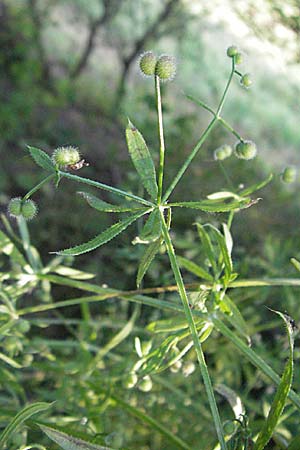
[27,146,55,172]
[0,402,54,448]
[196,223,218,275]
[136,238,162,288]
[168,197,251,212]
[239,173,273,196]
[39,424,112,450]
[133,209,161,244]
[177,255,213,281]
[254,310,294,450]
[78,191,143,213]
[54,210,147,256]
[126,120,158,200]
[205,223,233,281]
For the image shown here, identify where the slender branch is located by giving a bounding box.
[162,61,236,202]
[159,210,227,449]
[23,174,55,201]
[155,75,166,204]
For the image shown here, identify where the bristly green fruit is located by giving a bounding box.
[234,52,243,65]
[21,199,38,220]
[8,197,22,218]
[155,55,176,81]
[8,198,38,220]
[52,146,80,168]
[139,51,157,76]
[227,46,238,58]
[214,144,232,161]
[282,166,297,184]
[240,73,252,88]
[234,140,257,160]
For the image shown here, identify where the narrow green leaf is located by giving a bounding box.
[137,238,162,287]
[27,146,55,172]
[291,258,300,272]
[0,229,27,267]
[254,310,294,450]
[215,384,244,419]
[177,255,213,281]
[206,224,233,279]
[54,210,146,256]
[147,316,190,333]
[0,402,53,448]
[125,120,158,200]
[206,191,242,200]
[196,223,218,275]
[53,266,95,280]
[133,209,161,244]
[239,173,273,196]
[220,295,250,344]
[0,352,22,368]
[39,424,111,450]
[78,191,143,213]
[169,198,251,212]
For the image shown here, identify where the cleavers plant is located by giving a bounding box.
[3,47,299,449]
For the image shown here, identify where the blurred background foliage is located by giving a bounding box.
[0,0,300,448]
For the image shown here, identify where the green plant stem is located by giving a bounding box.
[218,161,236,192]
[218,117,242,140]
[18,274,300,411]
[23,174,56,201]
[155,75,165,204]
[163,61,235,203]
[17,218,39,271]
[59,171,154,207]
[159,210,227,450]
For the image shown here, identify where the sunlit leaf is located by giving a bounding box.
[291,258,300,272]
[169,198,251,212]
[125,120,158,200]
[254,310,294,450]
[196,223,218,275]
[55,210,146,256]
[215,384,244,419]
[27,146,55,172]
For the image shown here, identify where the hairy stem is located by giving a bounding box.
[159,210,227,449]
[155,75,166,204]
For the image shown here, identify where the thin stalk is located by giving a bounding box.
[23,174,55,200]
[218,161,236,192]
[216,59,235,116]
[218,117,242,140]
[155,75,165,204]
[59,171,154,207]
[163,61,235,203]
[159,210,227,450]
[17,218,39,271]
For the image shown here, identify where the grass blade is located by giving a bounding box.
[0,402,53,448]
[253,310,294,450]
[39,424,111,450]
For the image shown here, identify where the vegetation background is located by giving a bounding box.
[0,0,300,449]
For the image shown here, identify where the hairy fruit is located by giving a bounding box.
[155,55,176,81]
[52,146,80,168]
[139,51,157,76]
[234,140,257,160]
[214,144,232,161]
[282,166,297,184]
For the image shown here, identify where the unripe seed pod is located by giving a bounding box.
[240,73,252,88]
[16,319,31,334]
[227,46,238,58]
[234,140,257,160]
[123,372,138,389]
[234,52,243,65]
[52,146,80,168]
[8,197,22,218]
[139,375,153,392]
[21,199,38,220]
[139,51,157,76]
[282,166,297,183]
[214,144,232,161]
[155,55,176,81]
